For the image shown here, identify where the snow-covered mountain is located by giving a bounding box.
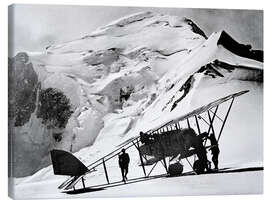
[9,10,263,188]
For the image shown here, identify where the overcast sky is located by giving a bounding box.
[9,4,263,55]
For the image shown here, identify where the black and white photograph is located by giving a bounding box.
[8,3,263,199]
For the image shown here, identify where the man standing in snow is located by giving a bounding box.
[191,132,210,173]
[119,149,130,182]
[208,133,220,170]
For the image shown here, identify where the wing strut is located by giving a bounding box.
[187,118,191,128]
[204,106,219,146]
[133,140,147,177]
[102,159,110,184]
[207,111,216,135]
[147,162,158,176]
[217,97,235,142]
[195,115,201,135]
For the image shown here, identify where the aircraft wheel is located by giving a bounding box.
[193,160,206,174]
[168,162,183,176]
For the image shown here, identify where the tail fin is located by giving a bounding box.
[50,149,89,176]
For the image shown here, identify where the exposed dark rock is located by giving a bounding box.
[170,75,195,111]
[8,52,38,126]
[218,31,263,62]
[53,132,63,142]
[184,18,208,39]
[37,88,73,129]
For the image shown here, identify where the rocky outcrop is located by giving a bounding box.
[8,52,48,177]
[8,52,38,127]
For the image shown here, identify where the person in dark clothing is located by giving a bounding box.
[140,131,148,144]
[140,131,153,144]
[208,133,220,170]
[191,132,210,173]
[118,149,130,182]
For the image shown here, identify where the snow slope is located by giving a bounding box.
[13,168,263,199]
[10,11,263,198]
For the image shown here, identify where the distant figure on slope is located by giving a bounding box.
[118,149,130,182]
[208,133,220,170]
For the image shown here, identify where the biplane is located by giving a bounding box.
[51,90,249,192]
